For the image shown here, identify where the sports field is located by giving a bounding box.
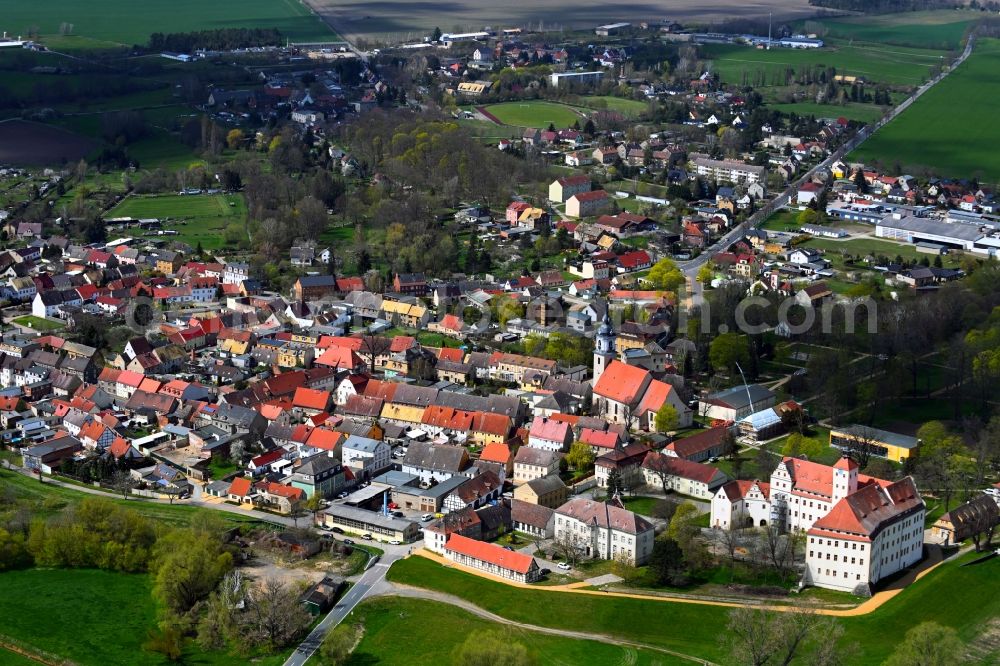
[4,0,336,48]
[107,193,247,250]
[705,40,951,88]
[481,101,583,128]
[851,38,1000,179]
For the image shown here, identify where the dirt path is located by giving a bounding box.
[377,584,718,665]
[411,546,961,618]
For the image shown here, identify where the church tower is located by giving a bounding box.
[592,310,616,386]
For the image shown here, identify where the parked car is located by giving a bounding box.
[389,540,402,545]
[362,533,373,540]
[420,513,434,521]
[392,511,405,518]
[331,526,344,534]
[557,562,571,570]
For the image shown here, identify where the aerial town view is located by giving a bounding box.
[0,0,999,664]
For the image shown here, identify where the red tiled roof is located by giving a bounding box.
[229,477,252,497]
[719,479,770,501]
[292,387,330,411]
[580,428,619,450]
[479,442,511,464]
[593,360,649,405]
[437,347,464,363]
[642,451,722,485]
[445,533,536,574]
[571,190,609,202]
[529,416,570,443]
[667,427,729,459]
[472,412,512,437]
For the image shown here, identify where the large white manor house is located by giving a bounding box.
[711,455,925,593]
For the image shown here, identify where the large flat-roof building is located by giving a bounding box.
[317,505,420,543]
[829,425,920,463]
[549,71,605,88]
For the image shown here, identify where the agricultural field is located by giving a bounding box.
[0,120,97,166]
[851,38,1000,180]
[704,40,952,88]
[305,0,815,44]
[106,193,247,250]
[3,0,337,49]
[480,101,582,128]
[805,9,978,50]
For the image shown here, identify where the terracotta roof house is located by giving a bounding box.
[443,533,541,583]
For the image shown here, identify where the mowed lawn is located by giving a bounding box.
[108,193,247,250]
[851,39,1000,179]
[705,41,949,87]
[5,0,336,47]
[347,597,684,665]
[482,101,582,128]
[388,553,1000,664]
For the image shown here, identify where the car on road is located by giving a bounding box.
[389,540,402,545]
[420,513,434,521]
[343,539,355,545]
[361,533,373,540]
[557,562,571,570]
[337,491,349,499]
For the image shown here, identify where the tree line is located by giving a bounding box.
[147,28,284,53]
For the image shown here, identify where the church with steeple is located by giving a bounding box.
[592,311,616,386]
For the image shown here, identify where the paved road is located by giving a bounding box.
[677,35,977,280]
[284,555,398,666]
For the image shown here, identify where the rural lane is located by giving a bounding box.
[677,35,977,279]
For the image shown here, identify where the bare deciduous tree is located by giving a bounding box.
[358,335,391,373]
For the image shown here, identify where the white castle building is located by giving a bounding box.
[711,456,925,594]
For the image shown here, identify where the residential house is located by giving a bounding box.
[554,498,655,565]
[513,475,568,509]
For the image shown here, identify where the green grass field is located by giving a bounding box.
[577,95,650,117]
[5,0,336,48]
[807,10,977,50]
[0,569,288,666]
[12,316,64,332]
[769,102,886,123]
[348,597,684,665]
[0,570,162,665]
[705,40,949,88]
[0,467,264,527]
[851,38,1000,180]
[388,553,1000,664]
[482,101,583,128]
[107,193,247,250]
